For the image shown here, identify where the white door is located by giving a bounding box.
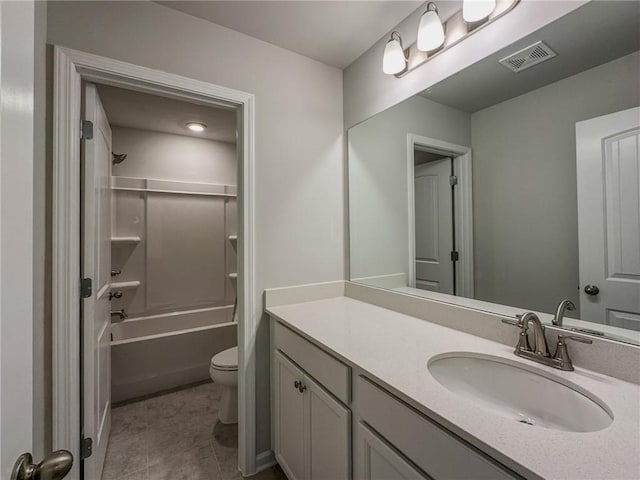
[0,1,35,477]
[577,107,640,330]
[414,158,454,294]
[306,375,350,480]
[273,352,306,480]
[82,83,112,479]
[2,2,73,478]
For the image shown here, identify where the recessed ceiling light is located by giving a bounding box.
[186,122,207,132]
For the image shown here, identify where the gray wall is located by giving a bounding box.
[471,51,640,314]
[349,95,470,281]
[112,127,237,185]
[342,1,586,129]
[46,0,344,457]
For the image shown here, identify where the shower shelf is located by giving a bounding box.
[111,236,141,245]
[111,281,140,291]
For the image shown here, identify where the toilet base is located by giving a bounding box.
[218,386,238,424]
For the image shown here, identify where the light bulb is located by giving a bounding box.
[382,32,406,75]
[186,122,207,132]
[463,0,496,23]
[417,4,445,52]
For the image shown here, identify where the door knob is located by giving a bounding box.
[584,285,600,296]
[11,450,73,480]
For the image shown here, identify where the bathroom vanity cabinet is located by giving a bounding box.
[271,318,518,480]
[273,322,351,480]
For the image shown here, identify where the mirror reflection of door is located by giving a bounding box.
[414,153,454,294]
[577,107,640,332]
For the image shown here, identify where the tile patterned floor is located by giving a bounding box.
[102,382,287,480]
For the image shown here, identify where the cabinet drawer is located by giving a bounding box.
[357,376,516,480]
[274,321,350,404]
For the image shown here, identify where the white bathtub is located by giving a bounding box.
[111,305,236,403]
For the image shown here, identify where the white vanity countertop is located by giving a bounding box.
[266,296,640,480]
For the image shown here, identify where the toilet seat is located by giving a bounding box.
[211,346,238,371]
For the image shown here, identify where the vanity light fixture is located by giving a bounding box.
[382,0,519,77]
[382,31,407,75]
[186,122,207,132]
[417,3,445,52]
[462,0,497,23]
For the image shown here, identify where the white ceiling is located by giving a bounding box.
[97,85,237,143]
[420,1,640,112]
[158,1,423,69]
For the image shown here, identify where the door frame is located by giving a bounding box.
[52,46,257,479]
[406,134,474,298]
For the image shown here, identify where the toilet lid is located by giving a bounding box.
[211,346,238,371]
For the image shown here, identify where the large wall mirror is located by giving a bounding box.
[348,1,640,345]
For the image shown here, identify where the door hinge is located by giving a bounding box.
[449,175,458,186]
[80,278,92,298]
[80,120,94,140]
[80,436,93,459]
[451,251,459,262]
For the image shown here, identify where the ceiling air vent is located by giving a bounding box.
[499,41,557,73]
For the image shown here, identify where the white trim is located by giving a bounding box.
[454,153,475,298]
[406,134,474,297]
[52,47,82,480]
[406,136,416,288]
[255,450,277,473]
[52,46,257,477]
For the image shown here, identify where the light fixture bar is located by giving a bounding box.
[394,0,519,78]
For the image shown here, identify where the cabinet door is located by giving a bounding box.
[274,351,306,480]
[306,374,351,480]
[356,423,428,480]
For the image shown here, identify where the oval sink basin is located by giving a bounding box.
[428,353,613,432]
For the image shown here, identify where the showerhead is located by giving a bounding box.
[112,152,128,165]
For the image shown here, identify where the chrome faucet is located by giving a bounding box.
[553,299,576,326]
[519,312,550,357]
[502,312,592,371]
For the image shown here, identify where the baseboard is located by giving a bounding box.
[255,450,276,473]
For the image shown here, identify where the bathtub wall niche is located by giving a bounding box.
[110,126,238,402]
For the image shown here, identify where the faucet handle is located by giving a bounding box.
[501,318,522,327]
[553,334,592,371]
[502,317,531,352]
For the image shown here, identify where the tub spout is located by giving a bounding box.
[111,309,128,321]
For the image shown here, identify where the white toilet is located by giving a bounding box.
[209,346,238,424]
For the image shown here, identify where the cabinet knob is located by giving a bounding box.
[298,384,307,393]
[294,380,301,390]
